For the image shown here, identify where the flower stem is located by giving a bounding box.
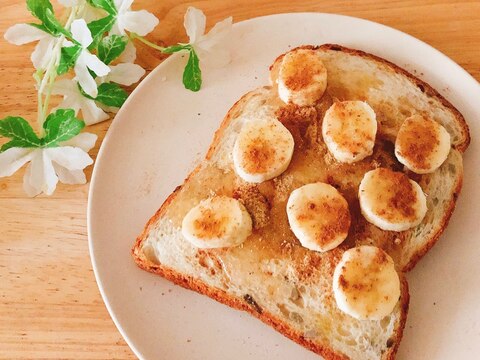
[37,6,79,133]
[129,32,166,52]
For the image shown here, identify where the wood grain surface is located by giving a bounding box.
[1,0,479,359]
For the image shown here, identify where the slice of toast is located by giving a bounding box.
[132,44,469,359]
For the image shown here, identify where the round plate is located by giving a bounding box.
[88,13,480,360]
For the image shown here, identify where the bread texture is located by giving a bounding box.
[132,44,469,359]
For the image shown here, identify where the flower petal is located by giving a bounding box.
[106,63,145,85]
[23,163,39,197]
[74,54,99,98]
[71,19,93,48]
[46,146,93,170]
[79,96,110,125]
[120,10,159,36]
[97,103,119,113]
[196,16,232,51]
[110,20,124,36]
[4,23,48,45]
[31,37,55,70]
[184,7,206,44]
[60,133,97,152]
[53,163,86,184]
[114,0,123,10]
[83,51,110,77]
[62,39,74,47]
[58,0,77,6]
[51,79,77,96]
[118,0,134,13]
[0,147,34,177]
[117,40,136,63]
[25,149,58,196]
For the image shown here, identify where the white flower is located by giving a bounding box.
[117,40,137,63]
[100,63,145,86]
[58,0,102,22]
[67,19,110,98]
[4,24,58,70]
[111,0,159,36]
[57,0,79,6]
[52,79,109,125]
[94,62,145,114]
[184,7,233,67]
[0,133,97,197]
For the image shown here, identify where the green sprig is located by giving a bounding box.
[183,47,202,92]
[57,45,83,75]
[26,0,71,37]
[130,33,203,91]
[97,35,128,64]
[87,15,117,49]
[0,110,85,152]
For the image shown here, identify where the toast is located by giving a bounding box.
[132,44,469,359]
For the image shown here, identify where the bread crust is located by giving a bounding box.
[133,244,409,360]
[132,44,467,359]
[271,44,470,152]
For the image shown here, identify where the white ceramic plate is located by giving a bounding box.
[88,13,480,360]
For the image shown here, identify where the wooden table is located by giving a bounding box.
[1,0,478,358]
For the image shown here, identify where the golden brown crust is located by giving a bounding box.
[315,44,470,152]
[402,170,463,271]
[271,44,470,152]
[133,240,409,360]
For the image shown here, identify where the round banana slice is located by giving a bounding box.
[333,245,401,320]
[277,48,327,106]
[395,115,451,174]
[322,101,377,163]
[233,116,294,183]
[286,183,351,252]
[359,168,427,232]
[181,196,252,249]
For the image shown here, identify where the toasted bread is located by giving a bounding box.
[132,44,469,359]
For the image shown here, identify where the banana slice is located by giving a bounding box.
[333,245,401,320]
[182,196,252,248]
[359,168,427,232]
[395,115,451,174]
[233,115,294,183]
[286,183,351,252]
[277,48,327,106]
[322,101,377,163]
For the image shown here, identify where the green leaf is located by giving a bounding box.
[97,35,127,65]
[1,139,34,152]
[26,0,53,19]
[57,45,82,75]
[77,83,95,100]
[0,116,42,152]
[162,44,191,54]
[26,0,69,37]
[43,8,70,37]
[87,15,117,49]
[94,83,128,107]
[42,109,85,147]
[28,22,50,33]
[86,0,117,15]
[183,48,202,92]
